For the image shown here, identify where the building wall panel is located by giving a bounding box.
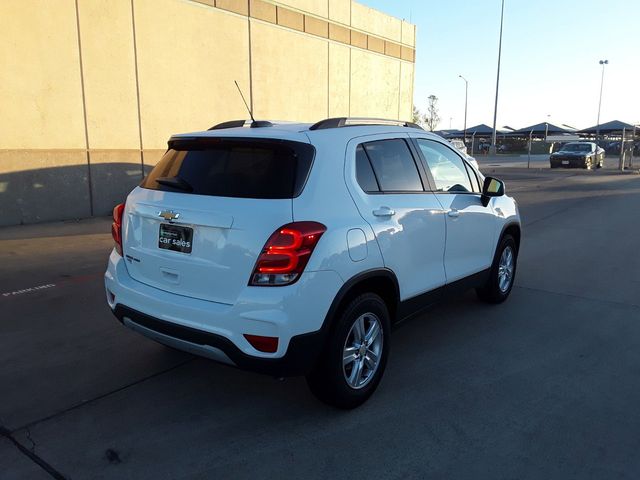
[251,22,328,122]
[0,0,85,149]
[77,0,140,149]
[134,0,250,150]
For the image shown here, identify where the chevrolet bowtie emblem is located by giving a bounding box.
[158,210,180,222]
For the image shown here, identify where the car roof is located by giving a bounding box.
[170,120,442,145]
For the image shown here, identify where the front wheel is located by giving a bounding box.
[477,234,518,303]
[306,293,390,409]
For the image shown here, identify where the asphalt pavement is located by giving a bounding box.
[1,166,640,479]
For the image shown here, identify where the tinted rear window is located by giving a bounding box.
[362,139,423,192]
[141,138,314,199]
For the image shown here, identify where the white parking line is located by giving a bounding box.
[1,284,57,297]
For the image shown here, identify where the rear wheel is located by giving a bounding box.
[477,234,517,304]
[306,293,390,409]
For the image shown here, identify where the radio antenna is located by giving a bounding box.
[234,80,255,123]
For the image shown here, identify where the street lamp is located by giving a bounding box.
[595,59,609,144]
[491,0,505,155]
[459,75,468,143]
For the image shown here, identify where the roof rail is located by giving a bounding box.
[308,117,423,131]
[208,120,273,130]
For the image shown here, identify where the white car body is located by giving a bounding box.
[105,118,521,401]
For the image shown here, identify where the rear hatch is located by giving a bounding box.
[122,136,314,305]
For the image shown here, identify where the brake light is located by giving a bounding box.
[111,203,125,256]
[250,221,326,286]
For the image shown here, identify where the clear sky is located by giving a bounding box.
[360,0,639,131]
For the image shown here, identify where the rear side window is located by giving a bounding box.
[361,139,423,192]
[355,145,380,192]
[141,138,314,199]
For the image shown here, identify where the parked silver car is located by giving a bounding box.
[550,142,605,169]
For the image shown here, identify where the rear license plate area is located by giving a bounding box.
[158,224,193,254]
[562,160,569,165]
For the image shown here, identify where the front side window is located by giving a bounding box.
[361,139,423,192]
[416,139,473,193]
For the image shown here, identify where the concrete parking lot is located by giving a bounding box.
[2,166,640,479]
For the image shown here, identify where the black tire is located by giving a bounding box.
[476,234,517,304]
[306,293,391,409]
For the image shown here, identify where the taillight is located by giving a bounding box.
[243,334,279,353]
[250,221,326,286]
[111,203,125,256]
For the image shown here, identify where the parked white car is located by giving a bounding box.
[448,138,479,170]
[105,117,521,408]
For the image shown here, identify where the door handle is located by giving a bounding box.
[373,206,395,217]
[447,209,460,218]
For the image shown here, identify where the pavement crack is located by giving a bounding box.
[1,424,66,480]
[25,426,36,453]
[16,357,195,433]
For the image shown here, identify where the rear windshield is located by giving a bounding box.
[562,143,591,152]
[141,137,315,199]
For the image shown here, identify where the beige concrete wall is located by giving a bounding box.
[251,21,328,121]
[274,0,328,18]
[134,0,251,150]
[351,2,401,42]
[0,0,86,149]
[328,43,351,117]
[349,49,400,118]
[329,0,350,25]
[78,0,140,150]
[0,0,415,226]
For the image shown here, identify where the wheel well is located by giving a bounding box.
[503,224,521,251]
[330,274,399,326]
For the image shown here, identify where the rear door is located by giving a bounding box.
[345,135,447,300]
[412,137,496,282]
[122,137,314,305]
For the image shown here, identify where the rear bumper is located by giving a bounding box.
[104,250,342,376]
[550,157,588,168]
[112,304,325,376]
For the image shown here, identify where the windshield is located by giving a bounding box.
[561,143,592,153]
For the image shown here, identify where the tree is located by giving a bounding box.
[425,95,440,132]
[412,104,424,126]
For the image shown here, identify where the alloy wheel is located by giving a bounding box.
[342,313,383,389]
[498,246,515,293]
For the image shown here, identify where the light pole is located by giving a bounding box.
[458,75,468,143]
[595,59,608,144]
[490,0,505,155]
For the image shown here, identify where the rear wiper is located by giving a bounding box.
[155,176,193,192]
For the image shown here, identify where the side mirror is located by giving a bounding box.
[481,176,505,206]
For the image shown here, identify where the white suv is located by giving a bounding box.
[105,118,521,408]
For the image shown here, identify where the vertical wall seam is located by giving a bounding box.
[74,0,94,216]
[348,0,351,116]
[398,20,402,120]
[327,41,329,117]
[130,0,145,176]
[397,61,401,120]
